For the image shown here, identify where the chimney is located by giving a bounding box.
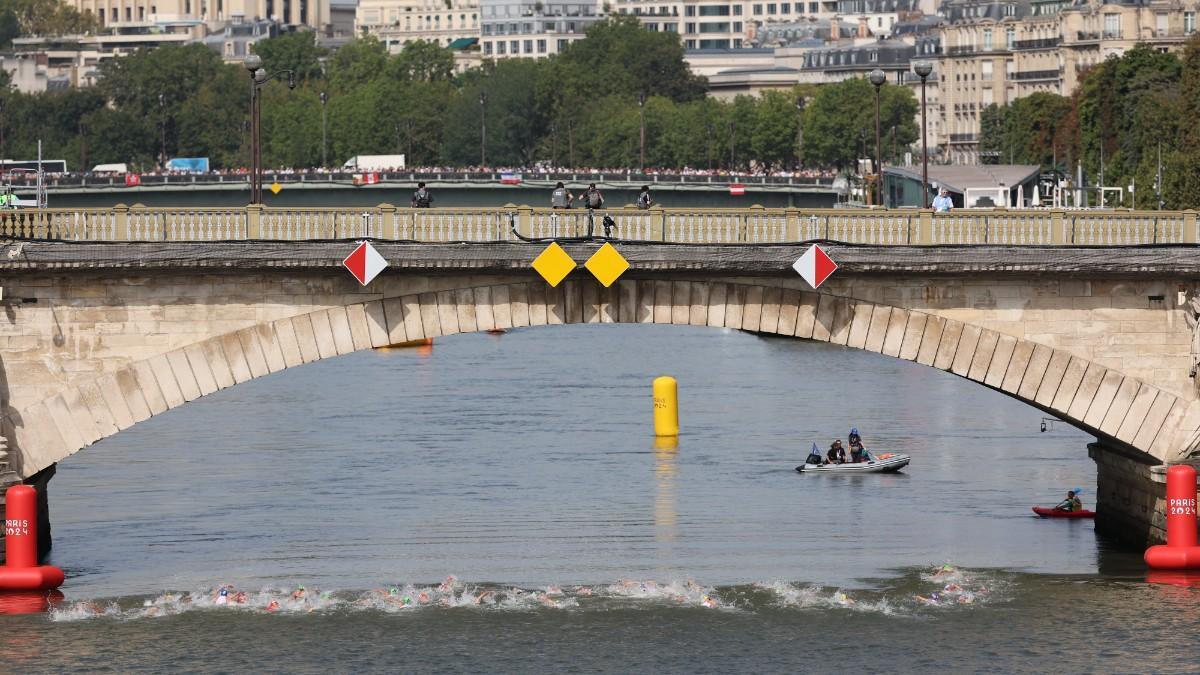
[858,16,870,37]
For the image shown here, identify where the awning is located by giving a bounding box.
[446,37,478,50]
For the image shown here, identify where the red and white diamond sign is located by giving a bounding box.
[343,241,388,286]
[793,244,837,289]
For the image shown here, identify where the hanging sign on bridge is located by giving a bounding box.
[793,244,837,289]
[343,241,388,286]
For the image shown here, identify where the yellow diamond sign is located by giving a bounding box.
[270,182,283,195]
[584,242,629,287]
[532,242,576,287]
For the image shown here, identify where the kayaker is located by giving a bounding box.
[1054,490,1083,512]
[848,428,868,463]
[826,440,846,465]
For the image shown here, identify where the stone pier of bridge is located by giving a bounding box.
[1,240,1199,560]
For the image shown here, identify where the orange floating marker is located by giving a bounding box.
[1144,465,1200,570]
[0,485,65,592]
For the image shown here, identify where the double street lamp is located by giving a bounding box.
[868,69,886,207]
[479,91,488,167]
[912,60,934,209]
[319,91,328,169]
[795,95,806,170]
[243,53,295,205]
[638,92,646,173]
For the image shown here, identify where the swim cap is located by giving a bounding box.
[850,427,858,435]
[219,588,228,596]
[298,585,305,591]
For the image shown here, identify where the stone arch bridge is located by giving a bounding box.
[1,240,1199,547]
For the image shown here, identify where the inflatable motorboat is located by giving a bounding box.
[795,453,911,474]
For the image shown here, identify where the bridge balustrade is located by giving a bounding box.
[0,205,1195,245]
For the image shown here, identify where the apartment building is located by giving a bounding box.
[70,0,331,30]
[1059,0,1199,93]
[477,0,605,58]
[355,0,481,51]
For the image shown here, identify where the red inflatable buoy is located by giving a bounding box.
[1144,465,1200,570]
[0,485,65,592]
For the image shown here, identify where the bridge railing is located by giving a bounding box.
[0,205,1195,245]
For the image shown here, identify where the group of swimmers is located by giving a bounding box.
[807,427,872,465]
[912,564,989,606]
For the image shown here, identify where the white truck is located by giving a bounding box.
[342,155,406,171]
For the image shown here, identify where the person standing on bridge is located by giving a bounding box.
[412,182,433,208]
[636,186,655,210]
[932,187,953,213]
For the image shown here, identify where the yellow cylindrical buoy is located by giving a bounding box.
[653,376,679,437]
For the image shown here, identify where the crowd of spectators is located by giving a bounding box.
[4,164,838,183]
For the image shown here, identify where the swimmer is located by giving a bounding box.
[474,590,495,605]
[291,585,307,601]
[233,591,248,604]
[835,592,856,606]
[933,564,956,579]
[215,588,230,606]
[537,593,558,608]
[545,585,562,597]
[417,591,431,604]
[439,576,457,592]
[575,587,593,597]
[701,595,718,608]
[943,583,962,593]
[266,599,280,612]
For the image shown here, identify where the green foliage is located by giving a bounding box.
[387,40,454,83]
[802,77,917,169]
[251,31,327,82]
[979,93,1073,170]
[0,0,96,37]
[324,35,389,93]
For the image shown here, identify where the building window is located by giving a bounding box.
[484,41,492,54]
[733,21,741,31]
[497,41,505,53]
[685,21,695,32]
[1186,11,1196,34]
[685,5,694,15]
[510,39,519,52]
[733,5,742,14]
[781,3,789,12]
[767,3,776,13]
[982,28,992,50]
[752,4,762,14]
[524,39,533,52]
[537,39,546,52]
[1103,13,1119,38]
[809,2,817,12]
[1006,26,1014,49]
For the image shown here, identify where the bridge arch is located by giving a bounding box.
[6,278,1200,478]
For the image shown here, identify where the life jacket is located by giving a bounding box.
[552,188,569,207]
[636,192,653,209]
[413,189,431,207]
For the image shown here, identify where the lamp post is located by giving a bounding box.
[638,92,646,173]
[912,60,933,209]
[868,69,886,207]
[729,120,736,170]
[795,95,805,170]
[158,93,167,171]
[243,53,295,205]
[479,90,487,168]
[319,91,328,169]
[1,97,8,174]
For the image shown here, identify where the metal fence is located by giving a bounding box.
[0,205,1194,245]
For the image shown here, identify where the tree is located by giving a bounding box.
[325,36,389,93]
[0,0,97,36]
[442,61,544,166]
[387,40,454,83]
[252,31,326,82]
[802,77,917,169]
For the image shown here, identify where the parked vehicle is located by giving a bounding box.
[342,155,406,172]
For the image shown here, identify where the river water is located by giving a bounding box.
[4,325,1198,672]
